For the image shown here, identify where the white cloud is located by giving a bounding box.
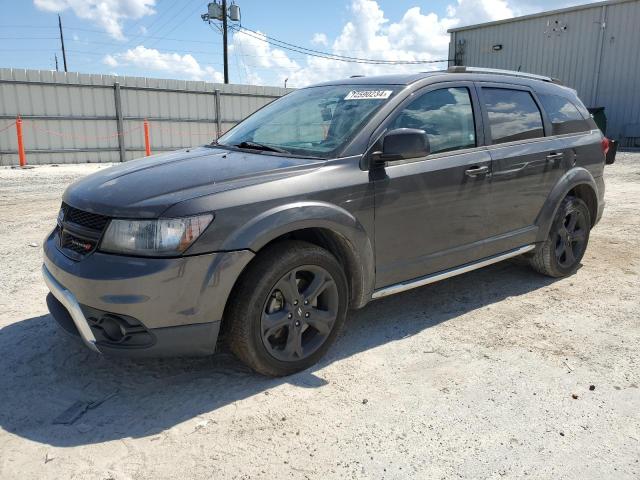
[228,0,597,88]
[311,33,328,46]
[231,0,457,88]
[229,29,300,85]
[33,0,156,40]
[446,0,513,26]
[508,0,594,17]
[103,46,224,82]
[104,54,118,67]
[94,0,599,86]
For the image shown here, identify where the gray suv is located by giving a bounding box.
[43,67,609,376]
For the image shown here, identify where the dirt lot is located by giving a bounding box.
[0,155,638,480]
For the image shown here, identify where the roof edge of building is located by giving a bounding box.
[447,0,636,33]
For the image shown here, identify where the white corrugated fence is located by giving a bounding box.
[0,68,292,166]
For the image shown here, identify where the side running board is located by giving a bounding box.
[372,244,535,299]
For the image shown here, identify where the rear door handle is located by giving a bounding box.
[546,152,564,161]
[465,165,490,177]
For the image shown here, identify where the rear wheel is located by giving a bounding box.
[529,196,591,277]
[226,240,348,376]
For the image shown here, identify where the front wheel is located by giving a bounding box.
[225,240,348,376]
[529,196,591,277]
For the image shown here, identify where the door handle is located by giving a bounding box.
[465,165,489,177]
[546,152,564,161]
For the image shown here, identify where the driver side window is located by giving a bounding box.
[391,87,476,154]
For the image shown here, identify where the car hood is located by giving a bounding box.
[63,146,324,218]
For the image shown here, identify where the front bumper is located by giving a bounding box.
[43,229,254,357]
[43,265,100,353]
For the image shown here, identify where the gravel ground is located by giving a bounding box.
[0,155,638,480]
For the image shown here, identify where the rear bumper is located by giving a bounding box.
[43,229,254,357]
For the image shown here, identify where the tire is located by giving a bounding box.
[225,240,349,377]
[529,196,591,278]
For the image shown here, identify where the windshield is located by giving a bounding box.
[216,85,401,158]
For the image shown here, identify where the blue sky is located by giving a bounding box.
[0,0,593,87]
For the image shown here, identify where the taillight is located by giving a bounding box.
[601,137,610,156]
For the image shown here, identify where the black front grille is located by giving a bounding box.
[62,203,109,231]
[58,203,110,259]
[61,231,97,254]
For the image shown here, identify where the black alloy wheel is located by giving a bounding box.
[226,240,348,376]
[261,265,339,362]
[529,195,591,278]
[554,206,588,269]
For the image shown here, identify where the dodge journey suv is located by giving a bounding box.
[43,67,610,376]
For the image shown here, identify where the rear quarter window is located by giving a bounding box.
[482,88,544,144]
[538,93,590,135]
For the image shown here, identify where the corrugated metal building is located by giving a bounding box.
[448,0,640,146]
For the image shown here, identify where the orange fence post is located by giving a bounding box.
[144,119,151,156]
[16,116,26,167]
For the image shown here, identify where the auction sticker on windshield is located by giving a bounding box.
[344,90,393,100]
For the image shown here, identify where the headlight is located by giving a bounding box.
[100,214,213,256]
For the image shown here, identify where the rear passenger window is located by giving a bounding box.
[482,88,544,144]
[390,87,476,154]
[538,93,590,135]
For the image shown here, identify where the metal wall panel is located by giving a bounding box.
[0,69,291,166]
[596,0,640,146]
[449,0,640,143]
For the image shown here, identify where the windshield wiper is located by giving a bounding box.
[233,141,289,153]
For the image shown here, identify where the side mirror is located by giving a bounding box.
[371,128,430,168]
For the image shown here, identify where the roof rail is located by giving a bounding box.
[447,66,563,84]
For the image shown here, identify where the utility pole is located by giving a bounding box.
[55,54,59,71]
[222,0,229,84]
[58,14,68,72]
[202,2,241,84]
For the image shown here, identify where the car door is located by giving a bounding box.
[371,82,494,288]
[476,83,566,254]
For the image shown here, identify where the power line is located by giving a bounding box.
[145,0,204,47]
[136,0,180,32]
[79,0,202,56]
[232,25,451,65]
[0,36,59,40]
[1,23,450,65]
[118,0,169,40]
[1,13,451,74]
[0,25,58,29]
[64,29,236,47]
[230,24,251,84]
[0,48,60,52]
[0,34,312,63]
[34,33,219,46]
[146,0,207,48]
[2,33,398,64]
